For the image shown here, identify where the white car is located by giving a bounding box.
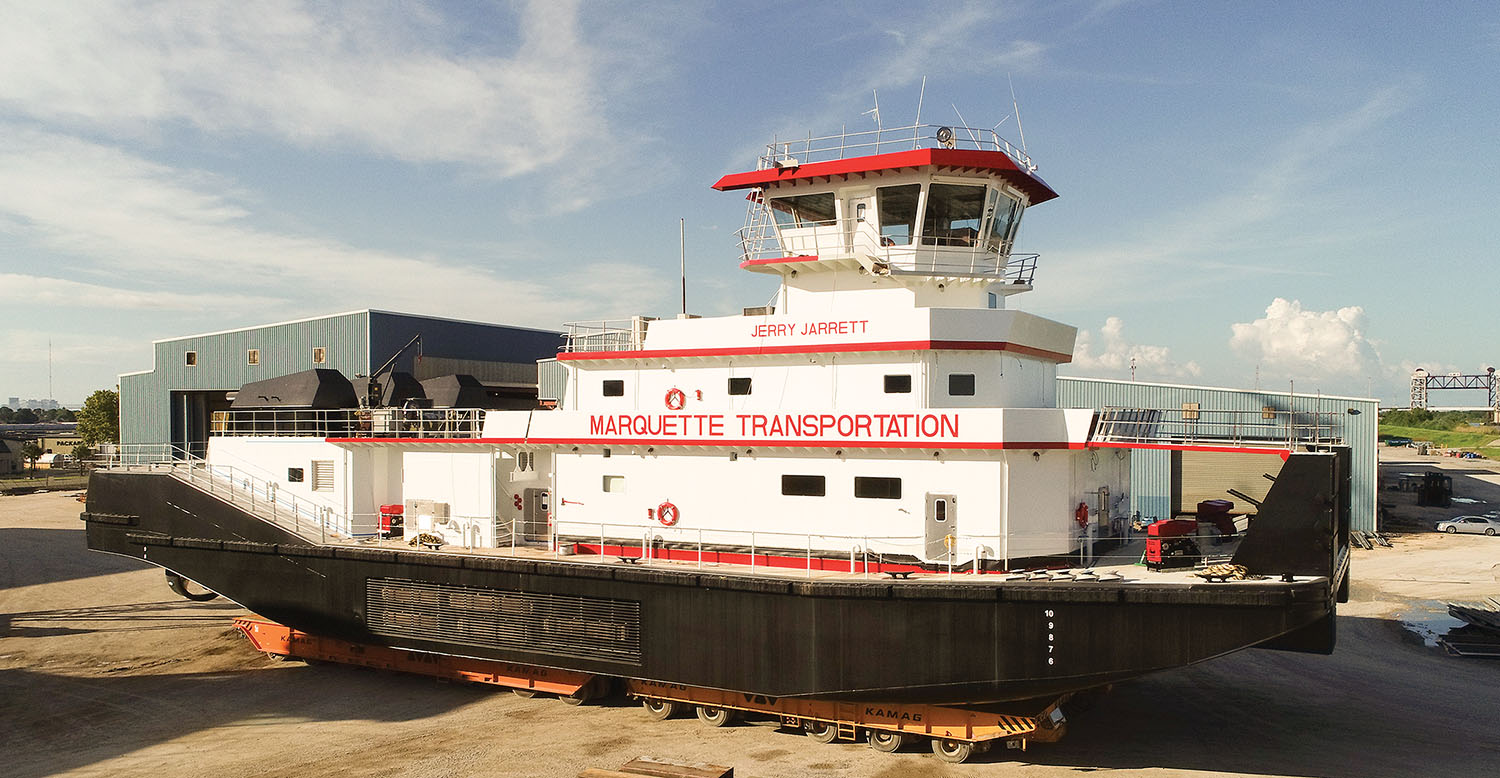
[1436,516,1500,536]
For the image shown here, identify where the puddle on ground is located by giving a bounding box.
[1393,600,1466,647]
[1452,497,1487,504]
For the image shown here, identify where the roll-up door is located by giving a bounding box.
[1170,451,1284,516]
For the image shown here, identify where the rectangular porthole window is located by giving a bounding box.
[184,351,198,367]
[287,467,304,483]
[728,377,752,395]
[312,347,327,364]
[602,380,624,397]
[602,475,625,493]
[884,374,912,393]
[246,349,260,366]
[781,475,826,496]
[949,374,976,396]
[854,477,902,499]
[310,460,334,491]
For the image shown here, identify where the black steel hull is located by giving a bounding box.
[83,467,1341,705]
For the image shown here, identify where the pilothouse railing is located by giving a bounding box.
[761,122,1036,173]
[734,216,1039,281]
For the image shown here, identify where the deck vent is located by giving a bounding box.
[365,578,642,664]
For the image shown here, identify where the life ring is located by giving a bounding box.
[657,501,679,527]
[1075,502,1090,528]
[664,388,686,410]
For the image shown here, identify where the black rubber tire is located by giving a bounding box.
[867,730,908,752]
[696,706,738,727]
[559,689,592,706]
[805,720,839,743]
[642,698,680,720]
[511,688,538,699]
[931,738,975,763]
[1446,526,1457,534]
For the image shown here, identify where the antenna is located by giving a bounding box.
[951,104,982,147]
[913,76,926,148]
[680,218,687,316]
[1008,74,1028,154]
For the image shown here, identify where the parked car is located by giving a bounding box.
[1436,516,1500,536]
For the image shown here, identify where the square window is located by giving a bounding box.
[884,374,912,394]
[287,467,304,483]
[184,351,198,367]
[854,477,901,499]
[312,347,327,364]
[781,474,826,496]
[246,349,260,366]
[602,380,624,397]
[728,377,752,395]
[948,374,976,396]
[602,475,625,493]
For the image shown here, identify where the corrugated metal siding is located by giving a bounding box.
[1057,377,1378,532]
[120,312,371,448]
[368,312,562,377]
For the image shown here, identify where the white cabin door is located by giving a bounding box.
[925,493,957,561]
[845,193,876,255]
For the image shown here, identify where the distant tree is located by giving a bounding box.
[13,408,38,424]
[0,406,12,423]
[41,408,76,422]
[71,442,93,467]
[77,390,120,446]
[21,441,42,475]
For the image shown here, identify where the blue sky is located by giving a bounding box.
[0,0,1495,407]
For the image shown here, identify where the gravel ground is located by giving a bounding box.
[2,488,1497,778]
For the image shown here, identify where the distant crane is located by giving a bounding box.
[1410,366,1499,422]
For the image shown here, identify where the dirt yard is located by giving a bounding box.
[3,489,1497,778]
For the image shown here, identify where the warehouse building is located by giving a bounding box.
[120,310,561,456]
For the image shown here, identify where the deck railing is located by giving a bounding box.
[562,317,657,354]
[759,122,1036,172]
[1092,406,1347,448]
[733,216,1039,281]
[207,408,485,439]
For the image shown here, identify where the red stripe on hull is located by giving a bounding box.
[557,339,1073,363]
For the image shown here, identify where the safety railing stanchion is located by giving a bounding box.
[697,528,703,570]
[806,534,812,579]
[749,531,756,574]
[599,524,606,564]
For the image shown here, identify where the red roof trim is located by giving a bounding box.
[712,148,1058,204]
[556,339,1074,364]
[739,254,819,268]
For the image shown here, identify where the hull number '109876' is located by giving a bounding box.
[1045,609,1057,667]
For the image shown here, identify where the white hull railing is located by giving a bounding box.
[101,444,343,543]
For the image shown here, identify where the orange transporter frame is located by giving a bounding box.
[234,618,1068,762]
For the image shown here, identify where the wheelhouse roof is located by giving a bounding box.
[712,147,1059,205]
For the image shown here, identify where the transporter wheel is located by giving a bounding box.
[867,730,910,752]
[511,688,538,699]
[1446,526,1457,534]
[930,738,975,763]
[641,698,681,720]
[696,705,739,727]
[804,720,839,743]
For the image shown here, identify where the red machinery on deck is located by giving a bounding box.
[1145,519,1200,570]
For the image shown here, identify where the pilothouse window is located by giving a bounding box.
[876,184,920,245]
[985,191,1023,254]
[768,192,836,228]
[921,183,987,247]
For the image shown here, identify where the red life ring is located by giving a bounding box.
[664,388,686,410]
[1075,502,1090,528]
[657,501,680,527]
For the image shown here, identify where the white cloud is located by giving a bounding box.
[1070,316,1202,379]
[0,0,615,181]
[1229,298,1380,376]
[0,128,670,328]
[0,273,276,312]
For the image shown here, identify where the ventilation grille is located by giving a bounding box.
[365,578,642,664]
